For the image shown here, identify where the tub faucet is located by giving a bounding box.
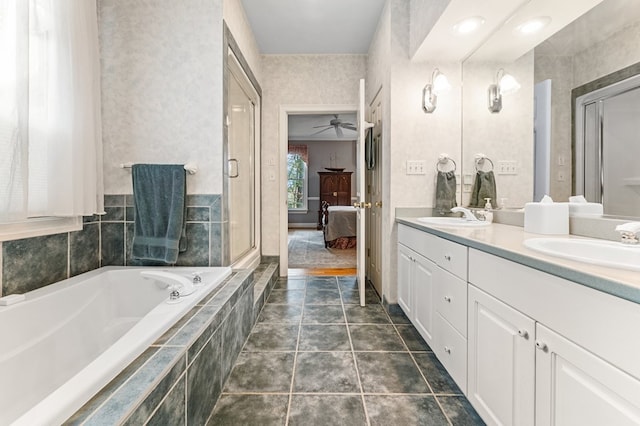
[140,271,196,297]
[450,207,480,221]
[615,222,640,245]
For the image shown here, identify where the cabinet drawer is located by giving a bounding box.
[398,224,438,259]
[434,313,467,393]
[435,269,467,337]
[433,237,467,280]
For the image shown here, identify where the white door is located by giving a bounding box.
[356,79,373,306]
[468,285,536,426]
[535,324,640,426]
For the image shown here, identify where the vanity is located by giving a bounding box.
[396,218,640,426]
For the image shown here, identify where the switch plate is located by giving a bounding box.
[407,160,426,175]
[497,160,517,175]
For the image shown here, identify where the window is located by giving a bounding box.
[0,0,103,239]
[287,145,308,211]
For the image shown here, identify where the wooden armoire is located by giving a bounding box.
[317,171,352,229]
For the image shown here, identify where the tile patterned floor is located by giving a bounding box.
[208,276,485,425]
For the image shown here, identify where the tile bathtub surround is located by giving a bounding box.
[209,275,485,426]
[2,215,101,297]
[68,261,280,425]
[102,193,224,267]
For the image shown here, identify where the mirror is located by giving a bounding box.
[461,0,640,218]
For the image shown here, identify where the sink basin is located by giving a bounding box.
[524,238,640,272]
[416,217,491,228]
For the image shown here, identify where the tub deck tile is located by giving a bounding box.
[83,347,184,426]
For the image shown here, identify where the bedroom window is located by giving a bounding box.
[287,145,308,211]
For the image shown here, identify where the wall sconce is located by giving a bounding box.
[487,68,521,113]
[422,68,451,113]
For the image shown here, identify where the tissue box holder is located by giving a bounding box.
[524,203,569,235]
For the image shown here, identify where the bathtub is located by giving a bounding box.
[0,266,232,426]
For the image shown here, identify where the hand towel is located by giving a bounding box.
[132,164,187,264]
[435,171,457,213]
[468,170,497,208]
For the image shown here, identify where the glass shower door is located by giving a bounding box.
[227,55,255,263]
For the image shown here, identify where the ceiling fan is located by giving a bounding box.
[311,115,357,138]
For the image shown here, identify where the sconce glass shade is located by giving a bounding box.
[423,69,451,113]
[487,68,520,113]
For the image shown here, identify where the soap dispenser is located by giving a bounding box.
[483,198,494,223]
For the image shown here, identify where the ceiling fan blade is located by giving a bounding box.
[341,124,357,131]
[336,126,344,138]
[341,122,355,126]
[310,127,333,136]
[312,125,332,129]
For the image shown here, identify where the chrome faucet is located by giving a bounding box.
[450,207,480,221]
[615,222,640,245]
[140,270,196,298]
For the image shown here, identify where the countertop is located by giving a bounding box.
[396,217,640,305]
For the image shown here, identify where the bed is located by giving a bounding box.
[322,202,358,249]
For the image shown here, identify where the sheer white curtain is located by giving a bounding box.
[0,0,103,221]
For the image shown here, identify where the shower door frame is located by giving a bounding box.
[574,63,640,216]
[222,25,262,268]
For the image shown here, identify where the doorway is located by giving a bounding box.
[279,105,358,276]
[285,111,358,274]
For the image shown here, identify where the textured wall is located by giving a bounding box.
[461,52,535,209]
[365,0,463,304]
[223,0,262,83]
[260,55,368,255]
[408,0,450,59]
[99,0,224,195]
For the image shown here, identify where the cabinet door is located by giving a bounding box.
[468,285,535,426]
[535,324,640,426]
[412,252,436,347]
[397,244,413,318]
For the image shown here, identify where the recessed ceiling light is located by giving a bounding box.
[452,16,485,35]
[515,16,552,35]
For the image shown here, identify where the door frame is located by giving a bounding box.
[279,104,357,277]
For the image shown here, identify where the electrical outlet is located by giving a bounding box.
[497,160,517,175]
[406,160,426,175]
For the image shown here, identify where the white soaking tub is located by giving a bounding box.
[0,266,231,426]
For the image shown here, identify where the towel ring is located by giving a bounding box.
[474,157,494,172]
[436,157,456,173]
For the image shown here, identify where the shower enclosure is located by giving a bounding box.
[575,71,640,217]
[224,29,261,267]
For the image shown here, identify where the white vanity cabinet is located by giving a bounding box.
[535,323,640,426]
[397,225,438,347]
[467,285,535,426]
[468,248,640,426]
[397,224,468,390]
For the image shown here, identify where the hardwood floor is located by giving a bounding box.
[288,267,357,276]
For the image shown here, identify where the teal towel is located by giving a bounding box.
[132,164,187,264]
[435,171,457,214]
[469,170,497,208]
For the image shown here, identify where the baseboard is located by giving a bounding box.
[288,223,317,229]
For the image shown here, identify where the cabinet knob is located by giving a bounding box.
[535,341,548,352]
[444,255,451,261]
[333,192,337,196]
[518,329,529,339]
[443,296,452,303]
